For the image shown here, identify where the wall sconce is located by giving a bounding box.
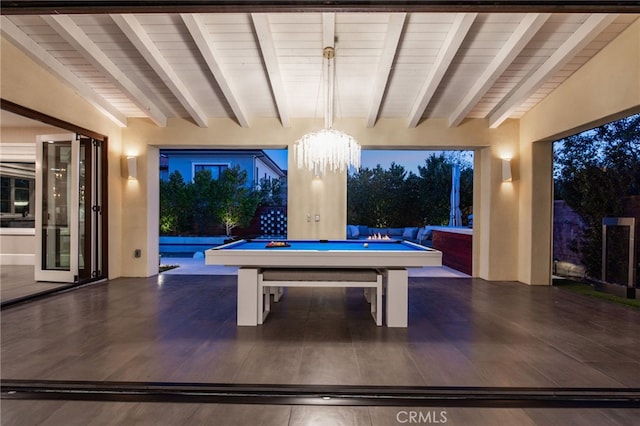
[122,155,138,180]
[502,158,512,182]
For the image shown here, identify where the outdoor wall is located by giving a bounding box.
[1,37,125,278]
[519,18,640,285]
[255,156,283,183]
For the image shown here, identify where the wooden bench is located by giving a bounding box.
[257,268,383,326]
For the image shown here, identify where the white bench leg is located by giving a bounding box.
[263,287,271,323]
[274,287,283,302]
[365,275,382,326]
[376,275,382,326]
[257,273,271,325]
[363,287,371,303]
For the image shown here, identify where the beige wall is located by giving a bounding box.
[1,127,65,143]
[0,232,34,265]
[518,18,640,285]
[473,120,520,280]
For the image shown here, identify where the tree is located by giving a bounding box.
[459,167,474,225]
[190,169,219,235]
[159,170,190,235]
[216,165,261,236]
[554,113,640,277]
[416,155,454,226]
[257,176,283,206]
[347,164,415,227]
[160,166,261,236]
[384,163,411,227]
[347,167,376,225]
[347,153,473,228]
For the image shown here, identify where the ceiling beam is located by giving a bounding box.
[111,14,209,128]
[488,13,619,128]
[407,12,477,128]
[366,13,406,128]
[40,15,167,127]
[182,13,250,128]
[448,13,551,128]
[1,17,128,128]
[251,13,290,128]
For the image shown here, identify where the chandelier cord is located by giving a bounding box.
[313,56,323,122]
[294,45,361,175]
[324,46,335,130]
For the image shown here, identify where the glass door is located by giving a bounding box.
[35,134,78,282]
[77,136,105,282]
[35,134,107,283]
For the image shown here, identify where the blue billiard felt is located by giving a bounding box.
[223,239,429,252]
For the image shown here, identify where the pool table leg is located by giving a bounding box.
[385,268,408,327]
[237,267,259,326]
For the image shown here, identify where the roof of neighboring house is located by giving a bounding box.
[160,149,286,177]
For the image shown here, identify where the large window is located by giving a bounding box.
[0,162,35,228]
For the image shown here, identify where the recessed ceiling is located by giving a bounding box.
[1,9,638,129]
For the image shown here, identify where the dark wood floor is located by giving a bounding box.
[1,273,639,425]
[0,265,70,303]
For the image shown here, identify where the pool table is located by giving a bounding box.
[205,239,442,327]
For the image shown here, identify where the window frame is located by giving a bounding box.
[192,162,230,180]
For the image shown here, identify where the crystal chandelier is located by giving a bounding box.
[295,47,361,175]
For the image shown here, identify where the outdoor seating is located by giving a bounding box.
[347,224,431,246]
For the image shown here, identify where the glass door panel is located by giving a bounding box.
[78,140,88,280]
[35,134,78,282]
[77,137,104,282]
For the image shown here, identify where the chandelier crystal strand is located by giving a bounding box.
[295,46,361,175]
[295,129,360,174]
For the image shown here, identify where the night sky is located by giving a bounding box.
[264,149,472,173]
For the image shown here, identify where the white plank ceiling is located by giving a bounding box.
[1,12,638,129]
